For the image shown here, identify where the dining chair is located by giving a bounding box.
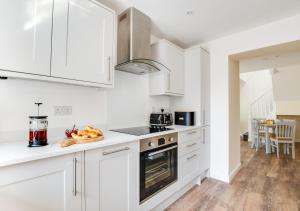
[251,119,266,151]
[270,120,296,159]
[251,119,259,149]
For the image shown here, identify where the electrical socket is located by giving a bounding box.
[54,106,72,116]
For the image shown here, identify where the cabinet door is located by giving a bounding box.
[200,49,210,126]
[199,127,210,174]
[164,43,184,95]
[0,0,52,76]
[150,39,184,96]
[0,153,83,211]
[51,0,115,84]
[179,149,201,187]
[85,142,139,211]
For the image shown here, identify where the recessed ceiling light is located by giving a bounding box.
[186,10,194,16]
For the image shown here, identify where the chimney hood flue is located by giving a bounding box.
[115,7,170,75]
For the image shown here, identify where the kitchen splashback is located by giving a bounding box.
[0,70,170,142]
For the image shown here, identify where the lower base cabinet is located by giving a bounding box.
[0,131,208,211]
[199,126,210,174]
[179,149,201,187]
[85,142,139,211]
[178,128,210,189]
[0,152,83,211]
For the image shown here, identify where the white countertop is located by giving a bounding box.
[0,125,201,167]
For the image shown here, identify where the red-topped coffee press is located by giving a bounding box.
[28,103,48,147]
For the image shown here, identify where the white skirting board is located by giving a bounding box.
[229,162,241,183]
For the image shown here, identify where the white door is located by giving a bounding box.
[0,153,83,211]
[200,49,210,126]
[0,0,53,75]
[51,0,115,84]
[85,142,139,211]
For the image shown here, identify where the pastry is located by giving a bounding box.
[86,126,103,136]
[61,126,104,147]
[60,139,77,148]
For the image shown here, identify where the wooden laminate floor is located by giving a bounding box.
[166,141,300,211]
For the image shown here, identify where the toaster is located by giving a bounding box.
[175,111,195,126]
[150,109,173,126]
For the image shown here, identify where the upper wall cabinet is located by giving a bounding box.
[51,0,115,85]
[0,0,116,88]
[0,0,53,76]
[149,39,185,96]
[200,49,210,126]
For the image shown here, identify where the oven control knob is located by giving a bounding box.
[148,142,155,147]
[169,137,174,142]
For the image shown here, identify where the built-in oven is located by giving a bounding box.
[140,133,178,203]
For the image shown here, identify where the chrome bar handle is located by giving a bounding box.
[73,157,77,197]
[187,131,197,135]
[187,154,197,160]
[167,73,171,91]
[186,142,198,148]
[148,145,177,156]
[203,128,206,144]
[108,56,111,81]
[103,147,130,156]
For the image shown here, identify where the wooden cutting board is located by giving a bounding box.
[60,136,104,148]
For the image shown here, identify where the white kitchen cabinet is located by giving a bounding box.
[0,0,116,88]
[51,0,115,85]
[0,0,53,76]
[0,152,83,211]
[85,142,139,211]
[200,49,210,126]
[178,129,202,188]
[199,126,210,175]
[178,128,209,188]
[178,129,201,157]
[179,149,201,187]
[150,39,184,96]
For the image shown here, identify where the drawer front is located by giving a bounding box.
[179,149,201,186]
[179,129,201,143]
[179,138,201,156]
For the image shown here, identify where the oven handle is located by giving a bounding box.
[148,145,177,157]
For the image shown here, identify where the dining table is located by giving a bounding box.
[258,123,276,154]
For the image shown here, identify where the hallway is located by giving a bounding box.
[167,141,300,211]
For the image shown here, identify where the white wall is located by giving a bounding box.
[0,79,107,141]
[202,13,300,182]
[0,72,170,142]
[170,47,201,125]
[239,70,273,133]
[229,59,240,179]
[239,51,300,73]
[273,65,300,101]
[276,101,300,115]
[106,71,170,129]
[272,65,300,115]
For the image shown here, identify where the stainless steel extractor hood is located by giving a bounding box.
[115,7,170,75]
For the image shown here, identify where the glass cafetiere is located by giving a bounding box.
[28,103,48,147]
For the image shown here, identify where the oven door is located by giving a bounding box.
[140,143,178,203]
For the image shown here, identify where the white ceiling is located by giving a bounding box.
[239,50,300,73]
[100,0,300,47]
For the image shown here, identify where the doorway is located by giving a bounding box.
[229,40,300,172]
